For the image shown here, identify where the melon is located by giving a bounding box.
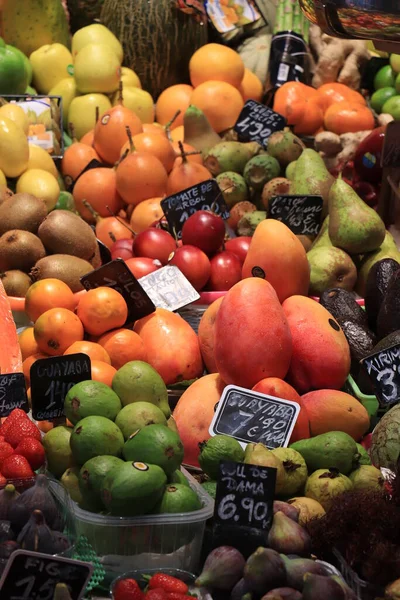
[67,0,104,33]
[370,403,400,469]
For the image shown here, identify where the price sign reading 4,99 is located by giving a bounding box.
[361,342,400,406]
[234,100,286,147]
[214,461,276,532]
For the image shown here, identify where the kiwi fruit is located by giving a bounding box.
[0,270,32,297]
[0,188,13,206]
[30,254,94,292]
[90,242,102,269]
[0,193,47,235]
[0,230,46,272]
[37,210,97,261]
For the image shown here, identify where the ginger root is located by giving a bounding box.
[315,130,372,170]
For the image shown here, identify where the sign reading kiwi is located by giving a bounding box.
[0,373,29,418]
[268,195,324,236]
[361,342,400,406]
[234,100,286,146]
[209,385,300,449]
[161,179,230,239]
[30,353,91,421]
[0,549,93,600]
[138,265,200,311]
[80,259,155,325]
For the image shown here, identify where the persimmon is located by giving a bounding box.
[316,82,366,113]
[96,216,133,249]
[167,143,212,195]
[76,287,128,336]
[25,279,77,323]
[34,308,84,356]
[116,151,168,206]
[18,327,40,361]
[120,131,176,173]
[91,360,117,387]
[94,104,143,165]
[324,101,375,135]
[239,68,263,102]
[191,81,244,132]
[98,328,146,369]
[73,167,123,222]
[189,43,245,88]
[22,353,48,387]
[273,81,324,136]
[155,84,193,129]
[61,142,100,183]
[64,340,111,364]
[130,198,164,233]
[172,142,203,166]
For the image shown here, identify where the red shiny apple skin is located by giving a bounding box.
[224,236,252,266]
[353,126,385,184]
[133,228,177,265]
[208,251,242,291]
[125,257,161,279]
[168,245,211,291]
[181,210,226,256]
[110,238,135,261]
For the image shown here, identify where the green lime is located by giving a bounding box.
[154,483,202,513]
[370,87,397,113]
[374,65,396,90]
[55,191,76,211]
[382,95,400,120]
[168,469,190,486]
[390,54,400,74]
[199,435,245,480]
[395,73,400,94]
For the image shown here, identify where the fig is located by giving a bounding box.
[281,555,330,590]
[9,474,62,532]
[272,448,308,496]
[304,469,353,511]
[195,546,246,590]
[0,484,19,521]
[262,589,302,600]
[273,500,300,522]
[52,531,72,554]
[302,573,346,600]
[243,547,286,593]
[330,575,358,599]
[17,510,57,554]
[348,465,384,492]
[268,511,311,556]
[385,578,400,599]
[230,578,252,600]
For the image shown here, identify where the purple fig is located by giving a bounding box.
[262,588,302,600]
[0,484,19,521]
[302,573,346,600]
[273,501,300,522]
[243,547,286,593]
[231,578,252,600]
[281,555,330,590]
[330,576,357,599]
[385,578,400,599]
[196,546,245,590]
[268,511,311,556]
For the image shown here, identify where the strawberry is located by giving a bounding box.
[145,590,167,600]
[5,418,41,448]
[113,579,144,600]
[0,409,29,435]
[166,594,192,600]
[0,441,14,466]
[148,575,188,595]
[15,437,45,471]
[0,435,5,443]
[1,455,34,479]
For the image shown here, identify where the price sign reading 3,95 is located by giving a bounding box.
[234,100,286,147]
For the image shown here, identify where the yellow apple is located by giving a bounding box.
[17,168,60,211]
[49,78,79,129]
[112,87,154,123]
[27,144,58,178]
[29,44,73,94]
[0,103,29,134]
[74,44,121,94]
[0,169,6,187]
[121,67,142,89]
[68,93,112,140]
[72,23,123,62]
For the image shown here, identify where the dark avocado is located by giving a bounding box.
[377,270,400,340]
[320,288,368,326]
[373,330,400,353]
[365,258,400,332]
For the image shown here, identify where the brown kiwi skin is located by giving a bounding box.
[0,230,46,272]
[90,242,102,269]
[30,254,94,292]
[0,193,47,235]
[0,270,32,297]
[37,210,97,261]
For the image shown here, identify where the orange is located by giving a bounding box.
[120,132,176,173]
[189,43,245,88]
[37,421,54,433]
[18,327,40,361]
[76,287,128,336]
[34,308,85,356]
[91,360,117,387]
[98,328,147,370]
[155,84,193,129]
[23,352,49,387]
[64,340,111,364]
[239,68,263,102]
[191,81,244,133]
[316,82,366,113]
[324,101,375,135]
[25,279,77,323]
[73,167,123,223]
[130,198,164,233]
[170,125,185,143]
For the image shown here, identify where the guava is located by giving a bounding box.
[154,483,201,514]
[70,416,124,466]
[64,380,122,425]
[272,448,308,496]
[115,401,167,440]
[79,455,124,512]
[199,435,245,480]
[348,465,384,492]
[244,443,286,495]
[287,496,326,526]
[60,467,83,504]
[112,361,170,417]
[42,425,74,478]
[123,424,184,475]
[304,468,353,511]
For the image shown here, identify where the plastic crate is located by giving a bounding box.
[333,549,384,600]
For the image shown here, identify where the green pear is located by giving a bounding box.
[307,246,357,296]
[311,216,332,249]
[290,149,334,217]
[74,43,120,94]
[183,105,221,155]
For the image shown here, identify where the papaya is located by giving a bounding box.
[133,308,204,385]
[242,220,310,303]
[198,296,224,374]
[301,389,370,441]
[252,377,310,443]
[282,296,351,394]
[173,373,226,468]
[214,278,292,389]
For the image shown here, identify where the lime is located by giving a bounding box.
[199,435,245,479]
[391,54,400,74]
[154,483,202,513]
[395,73,400,94]
[382,95,400,120]
[370,87,397,113]
[374,65,396,90]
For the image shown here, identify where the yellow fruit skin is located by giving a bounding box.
[49,78,79,129]
[72,24,123,63]
[29,44,73,94]
[17,168,60,211]
[74,44,120,95]
[68,94,112,140]
[288,496,326,525]
[27,144,58,178]
[121,67,142,89]
[0,116,29,177]
[0,104,29,135]
[112,87,154,123]
[0,169,6,187]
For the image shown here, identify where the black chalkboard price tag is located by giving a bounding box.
[0,373,29,418]
[234,100,286,147]
[0,550,93,600]
[139,265,200,312]
[80,258,155,325]
[361,343,400,406]
[209,385,300,449]
[96,238,112,264]
[381,121,400,168]
[30,353,91,421]
[268,194,323,236]
[161,179,230,239]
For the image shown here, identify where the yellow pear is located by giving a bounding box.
[49,78,79,129]
[287,497,326,526]
[0,116,29,177]
[72,23,123,62]
[112,87,154,123]
[27,144,58,178]
[0,103,29,134]
[74,44,121,94]
[121,67,142,89]
[17,169,60,211]
[0,169,6,187]
[29,44,73,94]
[68,94,112,140]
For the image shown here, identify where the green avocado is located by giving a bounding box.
[78,455,125,512]
[123,424,184,475]
[290,431,359,475]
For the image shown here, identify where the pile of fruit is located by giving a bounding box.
[371,54,400,118]
[113,572,195,600]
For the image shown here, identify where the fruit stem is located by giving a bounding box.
[95,106,100,124]
[165,110,182,141]
[68,122,78,144]
[178,140,189,164]
[82,200,102,222]
[109,231,117,243]
[105,205,137,236]
[117,80,124,105]
[125,126,135,153]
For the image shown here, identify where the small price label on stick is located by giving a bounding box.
[234,100,286,147]
[361,343,400,406]
[30,353,91,421]
[161,179,230,239]
[381,121,400,168]
[0,373,29,418]
[139,265,200,312]
[209,385,300,449]
[268,195,323,236]
[80,259,156,325]
[0,550,93,600]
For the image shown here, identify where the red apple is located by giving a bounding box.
[110,238,135,261]
[169,245,211,291]
[208,251,242,291]
[224,236,252,266]
[181,210,226,256]
[125,257,161,279]
[133,228,177,265]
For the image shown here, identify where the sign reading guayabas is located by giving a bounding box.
[209,385,300,449]
[234,99,286,146]
[361,343,400,406]
[268,195,324,236]
[0,373,29,418]
[139,265,200,312]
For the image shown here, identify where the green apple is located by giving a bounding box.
[390,54,400,74]
[12,47,33,85]
[382,95,400,120]
[74,44,121,94]
[0,38,6,49]
[72,23,123,62]
[29,43,73,94]
[374,65,396,90]
[121,67,142,89]
[0,44,28,94]
[68,93,112,140]
[49,78,79,129]
[112,86,154,123]
[371,87,397,113]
